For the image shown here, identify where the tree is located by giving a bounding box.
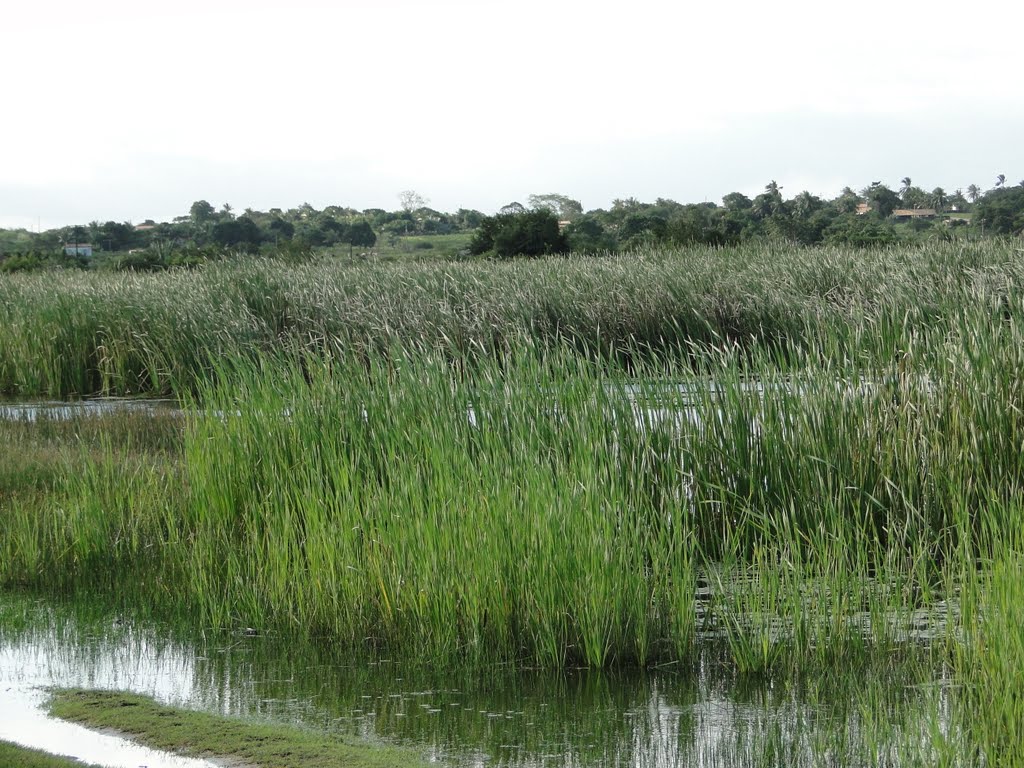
[967,184,982,203]
[900,186,930,209]
[398,190,428,212]
[454,208,484,230]
[752,181,786,219]
[212,216,261,250]
[619,213,667,247]
[564,216,616,253]
[313,216,349,246]
[863,182,900,218]
[469,209,567,258]
[930,187,947,213]
[900,177,913,200]
[793,191,823,218]
[824,214,900,247]
[666,205,735,247]
[344,220,377,254]
[527,193,584,222]
[95,221,137,252]
[973,187,1024,235]
[835,187,861,214]
[498,201,527,216]
[948,189,969,212]
[268,217,295,242]
[722,192,752,212]
[189,200,215,225]
[995,174,1006,188]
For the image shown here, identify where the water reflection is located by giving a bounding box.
[0,398,178,423]
[0,593,957,767]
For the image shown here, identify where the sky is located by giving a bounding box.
[2,0,1022,230]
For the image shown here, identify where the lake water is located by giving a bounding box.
[0,592,957,768]
[0,398,179,423]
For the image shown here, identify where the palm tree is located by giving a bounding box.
[757,181,785,217]
[996,174,1006,188]
[900,177,913,200]
[967,184,981,203]
[793,191,819,218]
[836,187,860,214]
[931,187,947,213]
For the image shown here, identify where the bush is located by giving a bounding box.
[469,209,568,258]
[824,214,900,247]
[112,250,167,272]
[0,252,85,273]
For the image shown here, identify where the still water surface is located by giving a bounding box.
[0,592,955,767]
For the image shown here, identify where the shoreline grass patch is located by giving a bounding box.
[48,689,432,768]
[0,740,103,768]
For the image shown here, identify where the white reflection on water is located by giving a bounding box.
[0,398,178,423]
[0,615,217,768]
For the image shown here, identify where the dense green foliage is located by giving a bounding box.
[973,185,1024,234]
[469,208,569,258]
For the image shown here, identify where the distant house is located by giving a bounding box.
[134,222,156,232]
[64,243,93,257]
[855,203,871,215]
[892,209,937,220]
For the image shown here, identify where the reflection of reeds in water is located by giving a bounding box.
[0,591,965,768]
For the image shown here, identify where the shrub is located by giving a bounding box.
[469,209,568,258]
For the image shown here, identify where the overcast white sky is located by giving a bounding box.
[1,0,1021,229]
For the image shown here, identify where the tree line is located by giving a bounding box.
[1,178,1022,270]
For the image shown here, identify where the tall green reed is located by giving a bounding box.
[3,240,1023,396]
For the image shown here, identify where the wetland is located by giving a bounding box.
[2,242,1022,765]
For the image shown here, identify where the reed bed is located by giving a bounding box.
[4,318,1021,665]
[2,240,1022,396]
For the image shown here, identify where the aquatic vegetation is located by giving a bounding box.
[0,240,1021,397]
[2,240,1023,764]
